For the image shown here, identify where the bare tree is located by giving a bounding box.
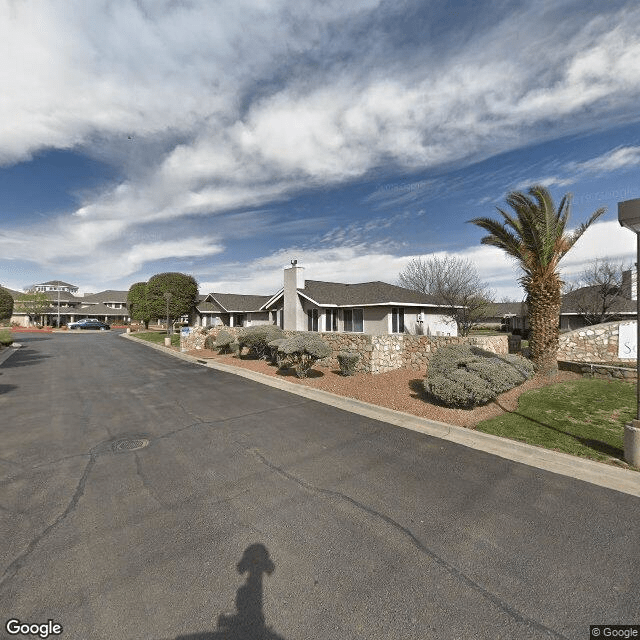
[398,256,494,336]
[564,258,631,325]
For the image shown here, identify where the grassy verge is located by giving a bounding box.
[132,331,180,347]
[476,378,636,467]
[0,328,13,346]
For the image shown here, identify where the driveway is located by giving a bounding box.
[0,333,638,640]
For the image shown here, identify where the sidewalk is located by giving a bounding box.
[121,332,640,498]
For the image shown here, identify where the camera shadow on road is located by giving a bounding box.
[172,543,287,640]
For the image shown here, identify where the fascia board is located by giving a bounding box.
[261,289,284,310]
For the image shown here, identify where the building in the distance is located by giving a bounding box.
[7,281,130,327]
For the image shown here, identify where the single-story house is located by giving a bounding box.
[194,293,273,328]
[478,302,526,331]
[481,269,638,334]
[259,262,458,336]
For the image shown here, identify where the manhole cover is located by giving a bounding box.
[111,437,149,453]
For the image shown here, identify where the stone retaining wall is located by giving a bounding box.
[557,321,637,365]
[179,326,509,374]
[558,360,637,380]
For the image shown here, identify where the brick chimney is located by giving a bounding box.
[283,260,306,330]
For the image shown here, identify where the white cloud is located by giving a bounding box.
[198,219,638,306]
[3,2,640,290]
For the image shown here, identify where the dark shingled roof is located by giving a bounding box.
[207,293,273,312]
[561,285,637,314]
[37,280,78,289]
[82,290,128,303]
[298,280,446,306]
[75,302,129,316]
[197,301,225,313]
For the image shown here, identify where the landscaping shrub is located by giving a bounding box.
[214,330,237,354]
[424,344,533,408]
[0,329,13,347]
[273,333,332,378]
[337,351,360,376]
[267,338,288,366]
[237,325,285,359]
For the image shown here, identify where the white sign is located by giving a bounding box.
[618,322,637,359]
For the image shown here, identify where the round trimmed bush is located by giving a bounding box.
[424,344,533,408]
[237,325,285,359]
[274,333,332,378]
[337,351,360,376]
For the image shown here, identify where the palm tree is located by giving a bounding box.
[468,185,605,377]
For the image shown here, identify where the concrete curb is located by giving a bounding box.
[121,333,640,497]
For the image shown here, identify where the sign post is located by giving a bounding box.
[180,326,191,352]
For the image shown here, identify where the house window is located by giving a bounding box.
[325,309,338,331]
[392,307,405,333]
[344,308,363,332]
[307,308,319,331]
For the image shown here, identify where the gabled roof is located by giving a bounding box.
[197,301,225,313]
[8,289,81,303]
[296,280,447,307]
[1,286,24,299]
[203,292,273,312]
[36,280,77,288]
[75,302,129,316]
[561,285,637,314]
[81,290,129,303]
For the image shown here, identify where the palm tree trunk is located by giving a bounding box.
[526,274,561,377]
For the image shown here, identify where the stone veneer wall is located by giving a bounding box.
[179,326,509,374]
[557,321,637,365]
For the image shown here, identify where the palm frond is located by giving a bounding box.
[467,216,523,262]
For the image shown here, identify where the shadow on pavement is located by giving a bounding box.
[0,348,51,369]
[174,543,286,640]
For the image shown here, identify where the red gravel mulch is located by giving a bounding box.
[184,348,583,429]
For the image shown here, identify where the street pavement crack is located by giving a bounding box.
[175,399,205,423]
[0,454,96,592]
[251,449,569,640]
[155,399,312,442]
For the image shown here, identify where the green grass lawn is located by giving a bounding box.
[476,378,636,467]
[133,331,180,347]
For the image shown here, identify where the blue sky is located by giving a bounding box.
[1,0,640,300]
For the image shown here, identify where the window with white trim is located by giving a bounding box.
[343,308,363,332]
[307,308,319,331]
[325,308,338,331]
[391,307,405,333]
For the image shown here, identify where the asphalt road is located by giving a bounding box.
[0,333,638,640]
